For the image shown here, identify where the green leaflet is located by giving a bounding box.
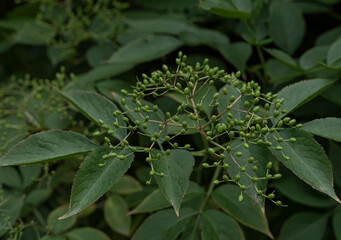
[129,181,204,215]
[200,210,245,240]
[0,130,98,166]
[212,185,272,238]
[199,0,252,20]
[60,90,127,140]
[270,79,333,125]
[333,208,341,240]
[61,147,134,219]
[224,143,270,208]
[301,117,341,142]
[264,48,300,70]
[104,195,131,236]
[65,227,111,240]
[47,205,76,234]
[278,212,329,240]
[267,129,340,203]
[132,208,196,240]
[110,175,143,195]
[112,94,167,144]
[152,149,195,216]
[269,0,305,54]
[108,35,183,65]
[271,176,337,208]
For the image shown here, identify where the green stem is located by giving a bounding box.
[256,45,267,84]
[192,166,221,235]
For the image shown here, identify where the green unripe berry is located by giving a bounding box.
[235,175,241,181]
[252,177,258,182]
[240,166,246,172]
[289,137,296,142]
[202,163,210,168]
[208,148,215,155]
[284,156,290,160]
[275,146,283,151]
[267,193,275,200]
[149,170,155,176]
[240,185,246,190]
[223,175,229,181]
[273,174,282,179]
[118,155,126,160]
[267,162,273,169]
[236,152,242,157]
[275,201,282,206]
[213,180,220,185]
[248,157,254,163]
[288,119,296,126]
[238,194,244,202]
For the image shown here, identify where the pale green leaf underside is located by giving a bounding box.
[0,130,98,166]
[267,129,340,203]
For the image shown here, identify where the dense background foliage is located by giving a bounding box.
[0,0,341,239]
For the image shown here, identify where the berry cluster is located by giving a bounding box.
[94,52,300,206]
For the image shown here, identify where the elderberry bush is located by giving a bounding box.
[94,52,300,208]
[0,54,340,240]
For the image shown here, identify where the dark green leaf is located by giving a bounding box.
[126,18,195,35]
[333,208,341,240]
[270,79,333,125]
[212,185,272,237]
[112,94,167,143]
[47,205,76,234]
[266,59,301,84]
[61,147,134,219]
[65,227,111,240]
[278,212,328,240]
[60,91,126,140]
[0,192,24,237]
[301,118,341,142]
[329,142,341,189]
[200,209,245,240]
[65,64,134,91]
[327,39,341,67]
[267,129,340,203]
[199,0,252,20]
[269,0,305,54]
[225,143,270,208]
[271,176,337,208]
[264,48,300,70]
[299,46,329,70]
[0,130,98,166]
[86,44,115,68]
[104,195,131,236]
[108,35,182,65]
[129,181,203,215]
[19,165,41,188]
[132,208,196,240]
[217,42,252,72]
[110,175,143,195]
[152,149,195,216]
[315,26,341,46]
[1,167,22,188]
